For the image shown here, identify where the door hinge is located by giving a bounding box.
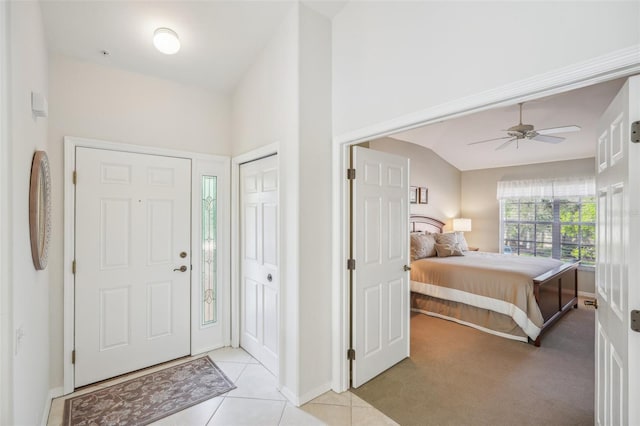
[347,259,356,270]
[72,171,77,184]
[72,260,76,274]
[632,310,640,332]
[347,168,356,180]
[631,121,640,143]
[347,348,356,361]
[72,350,76,364]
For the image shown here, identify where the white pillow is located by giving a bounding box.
[410,233,437,261]
[455,231,469,251]
[435,243,464,257]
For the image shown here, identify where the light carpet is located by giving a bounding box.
[353,306,595,426]
[63,356,235,426]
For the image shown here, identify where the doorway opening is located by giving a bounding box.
[333,54,640,423]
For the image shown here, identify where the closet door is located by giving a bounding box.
[240,155,279,374]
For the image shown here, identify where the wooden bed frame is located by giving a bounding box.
[409,215,579,346]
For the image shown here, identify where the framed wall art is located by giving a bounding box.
[419,187,428,204]
[410,186,417,204]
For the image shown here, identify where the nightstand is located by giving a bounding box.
[468,247,479,251]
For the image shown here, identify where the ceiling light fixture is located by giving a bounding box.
[153,27,180,55]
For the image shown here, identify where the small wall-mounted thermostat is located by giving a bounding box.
[31,92,48,118]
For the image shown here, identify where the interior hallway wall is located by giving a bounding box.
[231,4,302,401]
[332,1,640,137]
[47,54,231,391]
[7,1,51,424]
[231,3,334,403]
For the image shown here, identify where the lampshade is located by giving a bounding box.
[453,218,472,232]
[153,28,180,55]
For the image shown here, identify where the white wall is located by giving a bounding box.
[369,138,461,228]
[0,3,9,423]
[47,54,231,391]
[332,1,640,137]
[298,3,332,399]
[231,4,301,400]
[231,3,333,403]
[461,157,596,293]
[7,2,50,424]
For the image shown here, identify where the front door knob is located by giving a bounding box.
[173,265,188,272]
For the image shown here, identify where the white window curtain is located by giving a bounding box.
[497,176,595,199]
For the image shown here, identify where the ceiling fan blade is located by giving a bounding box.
[496,138,516,150]
[531,134,565,143]
[468,136,512,145]
[536,125,581,135]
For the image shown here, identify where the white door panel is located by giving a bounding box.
[75,148,191,387]
[240,155,279,374]
[595,76,640,425]
[352,146,409,387]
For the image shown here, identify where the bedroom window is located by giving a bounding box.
[501,196,596,267]
[498,176,596,268]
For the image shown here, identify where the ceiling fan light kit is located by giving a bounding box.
[469,102,581,150]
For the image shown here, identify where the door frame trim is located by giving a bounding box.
[331,45,640,392]
[63,136,230,394]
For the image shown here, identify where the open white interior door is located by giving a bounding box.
[594,76,640,425]
[351,146,410,388]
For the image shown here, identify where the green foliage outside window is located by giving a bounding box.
[502,196,595,267]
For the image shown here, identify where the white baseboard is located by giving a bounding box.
[298,382,333,406]
[578,291,596,298]
[279,381,332,407]
[278,385,299,406]
[41,387,63,426]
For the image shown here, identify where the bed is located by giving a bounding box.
[409,215,579,346]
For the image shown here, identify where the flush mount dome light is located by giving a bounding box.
[153,27,180,55]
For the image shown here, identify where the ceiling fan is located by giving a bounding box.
[468,102,581,150]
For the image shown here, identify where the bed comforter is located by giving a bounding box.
[410,251,563,341]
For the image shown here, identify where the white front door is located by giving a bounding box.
[74,147,191,387]
[240,155,279,374]
[351,146,410,388]
[594,76,640,425]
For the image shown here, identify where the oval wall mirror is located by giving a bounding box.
[29,150,51,270]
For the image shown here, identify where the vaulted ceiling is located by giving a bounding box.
[391,78,627,171]
[41,1,627,171]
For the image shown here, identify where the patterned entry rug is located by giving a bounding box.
[63,356,235,426]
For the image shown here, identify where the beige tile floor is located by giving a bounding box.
[47,347,398,426]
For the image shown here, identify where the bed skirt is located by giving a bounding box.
[411,292,529,342]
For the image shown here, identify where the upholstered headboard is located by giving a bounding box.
[409,215,445,234]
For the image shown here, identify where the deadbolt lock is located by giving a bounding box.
[179,251,188,258]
